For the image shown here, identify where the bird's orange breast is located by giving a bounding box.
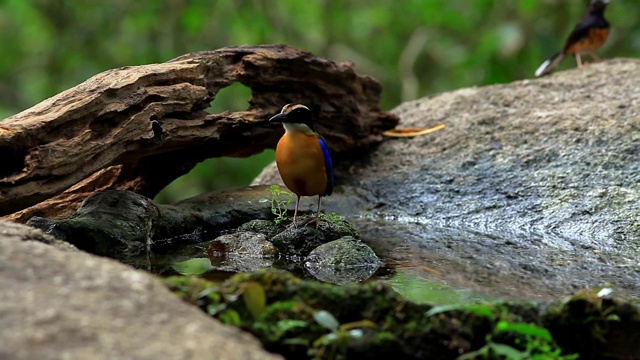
[566,28,609,54]
[275,131,328,197]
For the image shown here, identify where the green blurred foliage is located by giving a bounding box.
[1,0,638,202]
[390,272,491,305]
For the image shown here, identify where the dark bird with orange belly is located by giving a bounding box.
[535,0,611,77]
[269,104,334,227]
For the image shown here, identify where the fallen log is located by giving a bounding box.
[0,44,398,220]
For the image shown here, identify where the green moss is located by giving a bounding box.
[237,219,284,239]
[165,269,639,359]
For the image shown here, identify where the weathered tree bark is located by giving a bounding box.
[0,44,398,220]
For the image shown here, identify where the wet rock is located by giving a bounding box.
[254,59,640,302]
[205,231,279,273]
[174,187,273,229]
[21,186,373,282]
[314,214,359,239]
[305,236,382,285]
[237,219,284,239]
[0,220,281,360]
[208,231,279,258]
[201,218,378,281]
[208,231,278,257]
[204,227,285,275]
[27,190,160,256]
[208,255,276,274]
[26,187,274,259]
[306,236,380,268]
[270,224,326,257]
[267,214,358,257]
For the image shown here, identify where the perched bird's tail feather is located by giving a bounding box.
[534,52,564,77]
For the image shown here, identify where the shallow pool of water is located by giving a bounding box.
[121,214,640,305]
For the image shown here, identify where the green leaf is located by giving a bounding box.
[495,321,552,341]
[457,347,488,360]
[312,332,339,347]
[196,286,221,301]
[425,304,460,316]
[339,319,377,331]
[465,305,496,319]
[204,291,221,303]
[241,282,266,320]
[218,309,242,325]
[390,273,478,305]
[348,329,364,339]
[606,313,621,321]
[426,304,494,319]
[488,343,527,359]
[272,319,309,340]
[276,319,308,332]
[171,258,213,275]
[207,303,227,316]
[313,310,340,331]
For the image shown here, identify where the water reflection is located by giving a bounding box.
[121,213,639,304]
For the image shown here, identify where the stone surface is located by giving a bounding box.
[27,190,160,256]
[26,188,275,258]
[208,231,279,257]
[268,226,323,257]
[305,236,380,268]
[207,230,280,274]
[305,236,381,285]
[254,58,640,303]
[238,219,286,239]
[0,220,281,360]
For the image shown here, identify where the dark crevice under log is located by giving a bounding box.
[0,44,398,220]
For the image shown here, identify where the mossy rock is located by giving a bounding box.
[268,215,359,257]
[304,236,382,285]
[166,269,640,359]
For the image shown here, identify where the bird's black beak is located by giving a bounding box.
[269,113,287,122]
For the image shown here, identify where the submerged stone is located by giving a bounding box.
[205,231,279,274]
[208,231,279,257]
[208,255,276,274]
[305,236,382,285]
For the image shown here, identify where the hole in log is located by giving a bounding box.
[0,145,27,178]
[150,117,163,139]
[154,150,275,204]
[206,82,251,114]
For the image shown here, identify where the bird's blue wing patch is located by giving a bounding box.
[318,137,334,196]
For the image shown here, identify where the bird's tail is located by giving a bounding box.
[534,52,564,77]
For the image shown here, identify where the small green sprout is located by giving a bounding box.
[268,185,292,224]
